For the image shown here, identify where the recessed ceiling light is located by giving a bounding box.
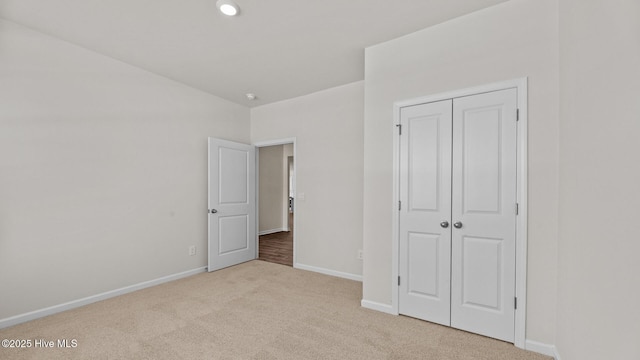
[216,0,240,16]
[246,93,257,101]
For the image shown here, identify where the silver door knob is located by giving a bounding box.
[210,209,218,214]
[453,221,463,229]
[440,221,449,228]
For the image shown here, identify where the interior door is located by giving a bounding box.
[398,99,452,326]
[450,88,517,342]
[208,138,256,272]
[398,88,518,342]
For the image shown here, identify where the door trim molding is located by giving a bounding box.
[254,138,297,267]
[391,78,528,348]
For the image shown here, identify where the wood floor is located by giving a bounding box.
[258,213,293,266]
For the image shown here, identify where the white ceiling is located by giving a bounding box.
[0,0,508,107]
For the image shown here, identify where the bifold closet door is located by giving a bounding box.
[398,88,518,343]
[450,89,517,342]
[398,99,452,326]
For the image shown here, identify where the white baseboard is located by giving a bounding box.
[294,263,362,282]
[525,339,560,359]
[554,347,562,360]
[360,299,396,315]
[0,266,207,330]
[258,227,289,236]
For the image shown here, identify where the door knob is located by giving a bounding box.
[453,221,463,229]
[210,209,218,214]
[440,221,449,228]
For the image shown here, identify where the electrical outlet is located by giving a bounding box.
[188,245,196,256]
[357,249,363,260]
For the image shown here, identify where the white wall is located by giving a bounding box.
[258,145,286,233]
[283,144,294,157]
[0,20,250,321]
[251,82,364,279]
[557,0,640,359]
[362,0,559,345]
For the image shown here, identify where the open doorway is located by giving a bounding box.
[256,141,295,267]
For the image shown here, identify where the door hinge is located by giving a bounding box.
[514,297,518,310]
[396,124,402,135]
[516,203,519,215]
[398,201,401,211]
[398,276,401,286]
[516,109,520,121]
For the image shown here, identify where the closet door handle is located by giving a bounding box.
[440,221,449,228]
[453,221,463,229]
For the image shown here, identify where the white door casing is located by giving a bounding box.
[398,100,452,326]
[396,85,520,344]
[208,138,256,272]
[450,89,517,342]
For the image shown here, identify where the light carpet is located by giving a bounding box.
[0,260,551,359]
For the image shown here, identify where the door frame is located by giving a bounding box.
[254,138,297,266]
[391,78,528,348]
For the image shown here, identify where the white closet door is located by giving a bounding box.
[398,100,452,326]
[450,89,518,342]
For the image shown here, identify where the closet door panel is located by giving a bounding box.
[450,89,518,342]
[398,100,452,326]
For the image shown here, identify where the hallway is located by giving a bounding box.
[258,213,293,267]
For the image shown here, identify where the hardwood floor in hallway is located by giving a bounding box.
[258,213,293,266]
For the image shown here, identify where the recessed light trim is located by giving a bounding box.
[216,0,240,16]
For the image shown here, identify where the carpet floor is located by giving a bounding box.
[0,261,551,359]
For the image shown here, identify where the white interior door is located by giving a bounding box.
[208,138,256,272]
[399,100,452,326]
[450,89,517,342]
[398,88,518,342]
